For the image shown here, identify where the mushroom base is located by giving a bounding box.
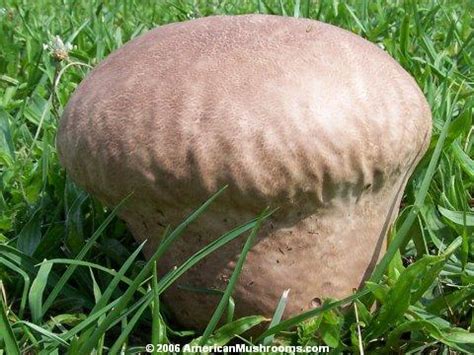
[121,175,406,332]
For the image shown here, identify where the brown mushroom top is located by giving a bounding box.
[57,15,431,218]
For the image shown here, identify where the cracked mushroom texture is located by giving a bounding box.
[57,15,432,329]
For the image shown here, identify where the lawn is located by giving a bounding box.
[0,0,473,353]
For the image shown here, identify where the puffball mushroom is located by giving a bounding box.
[57,15,432,330]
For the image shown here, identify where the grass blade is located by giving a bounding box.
[28,260,52,324]
[0,256,30,318]
[42,195,131,314]
[91,241,146,313]
[294,0,300,17]
[81,187,227,353]
[15,321,69,346]
[0,294,21,355]
[156,212,274,294]
[262,288,290,345]
[438,205,474,226]
[178,285,235,323]
[72,241,146,345]
[256,288,373,342]
[0,245,88,308]
[37,258,145,293]
[108,297,151,355]
[88,268,104,355]
[151,260,168,348]
[200,209,269,345]
[190,315,267,349]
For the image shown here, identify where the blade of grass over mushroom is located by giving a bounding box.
[199,209,269,346]
[85,210,273,353]
[368,87,454,285]
[178,285,235,324]
[42,194,132,315]
[211,316,268,344]
[190,315,267,349]
[161,185,227,248]
[255,287,373,342]
[81,187,229,353]
[0,295,21,355]
[156,210,275,294]
[262,288,290,346]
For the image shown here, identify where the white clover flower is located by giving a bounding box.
[44,35,74,61]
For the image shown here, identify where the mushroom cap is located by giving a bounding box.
[57,15,432,329]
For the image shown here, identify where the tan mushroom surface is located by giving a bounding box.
[57,15,432,330]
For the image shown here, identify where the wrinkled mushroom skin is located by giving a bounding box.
[57,15,432,329]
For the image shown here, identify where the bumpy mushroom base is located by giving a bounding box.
[122,172,408,330]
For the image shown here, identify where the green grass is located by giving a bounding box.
[0,0,473,353]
